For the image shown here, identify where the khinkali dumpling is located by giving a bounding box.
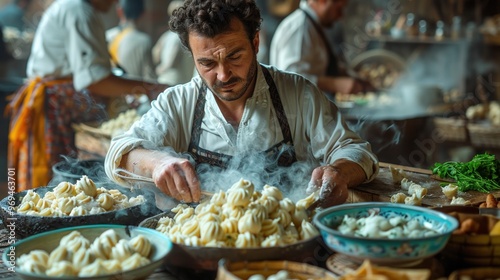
[46,261,76,277]
[121,253,150,271]
[75,175,97,197]
[128,234,152,257]
[261,184,283,200]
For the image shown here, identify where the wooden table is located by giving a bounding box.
[348,162,499,207]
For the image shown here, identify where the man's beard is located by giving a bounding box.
[202,57,258,102]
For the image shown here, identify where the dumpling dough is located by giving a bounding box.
[75,175,97,197]
[78,259,109,277]
[121,253,151,271]
[128,234,152,257]
[46,261,76,277]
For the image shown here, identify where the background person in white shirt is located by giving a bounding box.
[7,0,168,191]
[270,0,371,98]
[152,0,195,86]
[105,0,379,208]
[106,0,157,81]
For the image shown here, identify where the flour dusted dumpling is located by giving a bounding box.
[78,259,109,277]
[283,226,299,244]
[129,195,145,206]
[259,195,279,214]
[247,203,267,221]
[261,218,282,237]
[210,190,226,206]
[75,175,97,197]
[238,212,262,234]
[90,229,120,259]
[19,250,49,269]
[69,206,87,216]
[227,183,252,207]
[261,184,283,200]
[75,192,92,205]
[46,261,76,277]
[200,220,224,244]
[111,239,134,261]
[174,207,195,224]
[37,208,54,216]
[54,181,76,198]
[17,201,35,213]
[261,233,286,247]
[269,208,292,228]
[300,220,319,240]
[103,259,122,274]
[35,198,51,210]
[279,198,295,214]
[235,232,259,248]
[390,192,407,204]
[292,206,308,228]
[180,218,200,237]
[408,184,427,199]
[404,194,422,206]
[57,197,77,215]
[43,191,56,201]
[97,193,114,211]
[89,206,106,215]
[121,253,151,271]
[107,189,128,203]
[19,260,46,274]
[221,218,239,234]
[48,246,70,266]
[390,166,408,183]
[72,247,94,270]
[66,236,90,253]
[451,196,471,205]
[21,190,40,205]
[222,205,245,220]
[128,234,152,257]
[400,178,413,190]
[296,190,319,209]
[442,184,458,200]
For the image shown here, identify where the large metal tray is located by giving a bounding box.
[139,211,331,271]
[0,183,162,238]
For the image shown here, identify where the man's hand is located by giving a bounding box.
[152,157,201,203]
[307,165,349,208]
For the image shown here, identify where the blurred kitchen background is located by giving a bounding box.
[2,0,500,190]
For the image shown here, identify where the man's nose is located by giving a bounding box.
[216,64,232,82]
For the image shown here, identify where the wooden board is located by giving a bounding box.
[347,165,500,207]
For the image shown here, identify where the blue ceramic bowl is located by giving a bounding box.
[313,202,459,266]
[3,224,172,280]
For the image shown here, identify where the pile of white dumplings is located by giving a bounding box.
[155,178,320,248]
[336,212,440,239]
[16,175,145,216]
[17,229,152,277]
[99,109,140,137]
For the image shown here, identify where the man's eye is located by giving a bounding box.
[200,61,214,67]
[229,55,241,61]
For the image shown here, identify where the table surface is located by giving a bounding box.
[1,165,498,280]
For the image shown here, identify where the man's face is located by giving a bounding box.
[189,18,259,102]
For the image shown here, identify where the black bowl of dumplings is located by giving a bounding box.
[2,224,172,280]
[0,178,161,238]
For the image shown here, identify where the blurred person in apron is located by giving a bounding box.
[270,0,371,99]
[152,0,195,86]
[106,0,156,82]
[105,0,379,208]
[7,0,168,191]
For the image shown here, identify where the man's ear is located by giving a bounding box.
[253,31,260,54]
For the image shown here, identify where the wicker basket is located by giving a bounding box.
[216,259,337,280]
[432,117,468,142]
[439,211,500,267]
[449,267,500,280]
[467,121,500,149]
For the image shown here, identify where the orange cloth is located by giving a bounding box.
[7,77,72,191]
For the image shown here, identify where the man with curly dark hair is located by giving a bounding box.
[105,0,379,208]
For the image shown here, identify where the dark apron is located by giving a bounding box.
[302,8,340,77]
[187,65,297,171]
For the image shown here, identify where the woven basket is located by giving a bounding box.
[439,211,500,267]
[467,122,500,149]
[432,117,468,142]
[216,259,337,280]
[449,267,500,280]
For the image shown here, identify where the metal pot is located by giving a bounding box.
[400,84,444,107]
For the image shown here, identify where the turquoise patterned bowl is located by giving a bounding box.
[313,202,459,266]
